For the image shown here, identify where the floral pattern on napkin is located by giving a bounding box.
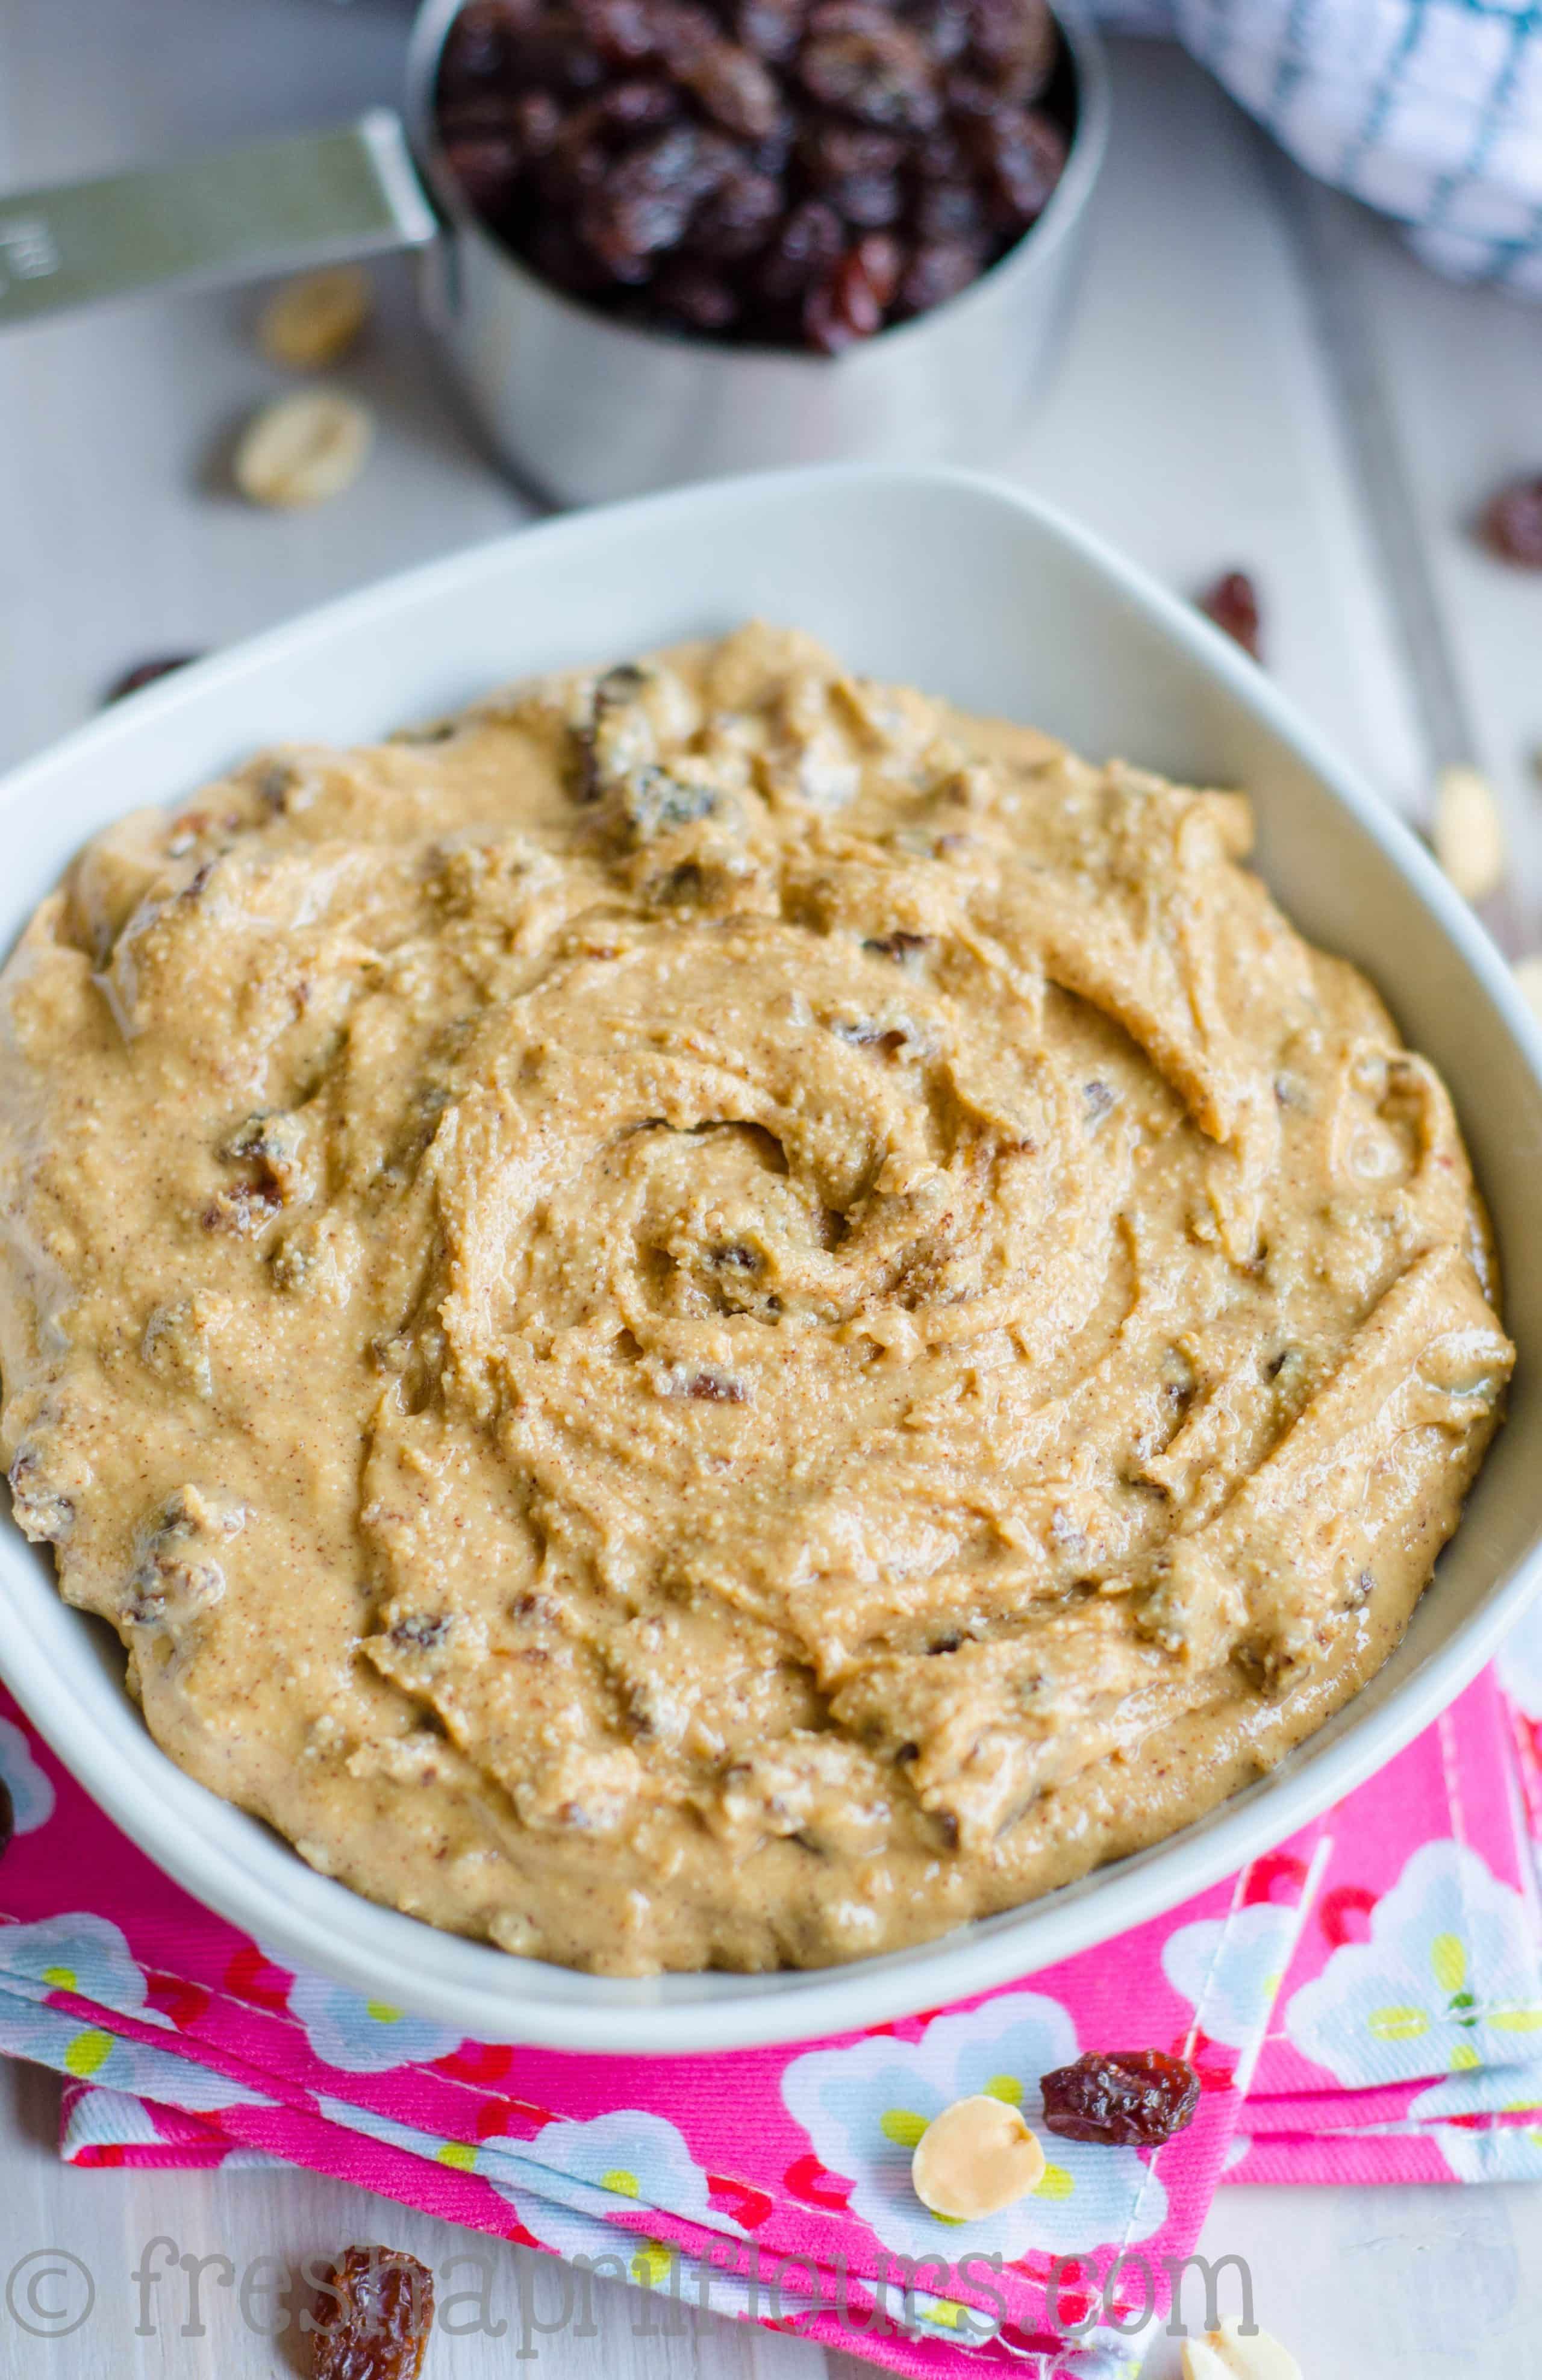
[0,1683,1306,2380]
[22,1598,1542,2360]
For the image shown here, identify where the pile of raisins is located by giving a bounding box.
[433,0,1077,351]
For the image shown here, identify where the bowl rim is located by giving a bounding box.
[4,461,1542,2053]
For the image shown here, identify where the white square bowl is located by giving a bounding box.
[3,466,1540,2052]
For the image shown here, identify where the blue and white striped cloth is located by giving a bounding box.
[1097,0,1542,295]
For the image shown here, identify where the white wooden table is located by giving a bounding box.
[3,2,1542,2372]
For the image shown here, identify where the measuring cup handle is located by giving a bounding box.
[0,109,440,330]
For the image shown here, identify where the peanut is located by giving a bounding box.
[1182,2316,1303,2380]
[1432,764,1505,904]
[233,390,373,511]
[257,265,372,369]
[910,2093,1047,2221]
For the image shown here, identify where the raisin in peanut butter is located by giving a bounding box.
[0,626,1511,1973]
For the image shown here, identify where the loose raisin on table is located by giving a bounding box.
[1038,2049,1200,2146]
[310,2246,434,2380]
[104,655,201,704]
[1482,474,1542,569]
[1197,568,1263,660]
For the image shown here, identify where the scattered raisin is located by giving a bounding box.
[310,2246,434,2380]
[104,655,201,704]
[1038,2049,1200,2146]
[0,1778,11,1861]
[1197,569,1263,661]
[831,1018,907,1053]
[7,1449,75,1546]
[619,765,717,838]
[864,928,932,961]
[390,1614,452,1650]
[201,1181,282,1235]
[682,1369,747,1400]
[648,858,711,902]
[1482,474,1542,569]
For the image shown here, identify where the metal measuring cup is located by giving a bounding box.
[0,0,1110,506]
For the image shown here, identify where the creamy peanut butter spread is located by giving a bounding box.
[0,626,1512,1974]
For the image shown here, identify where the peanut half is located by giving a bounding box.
[1182,2316,1303,2380]
[257,265,372,370]
[233,390,373,511]
[910,2094,1047,2222]
[1432,764,1506,904]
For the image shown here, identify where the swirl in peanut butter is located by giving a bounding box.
[0,627,1510,1973]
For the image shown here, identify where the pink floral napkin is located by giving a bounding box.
[7,1600,1542,2379]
